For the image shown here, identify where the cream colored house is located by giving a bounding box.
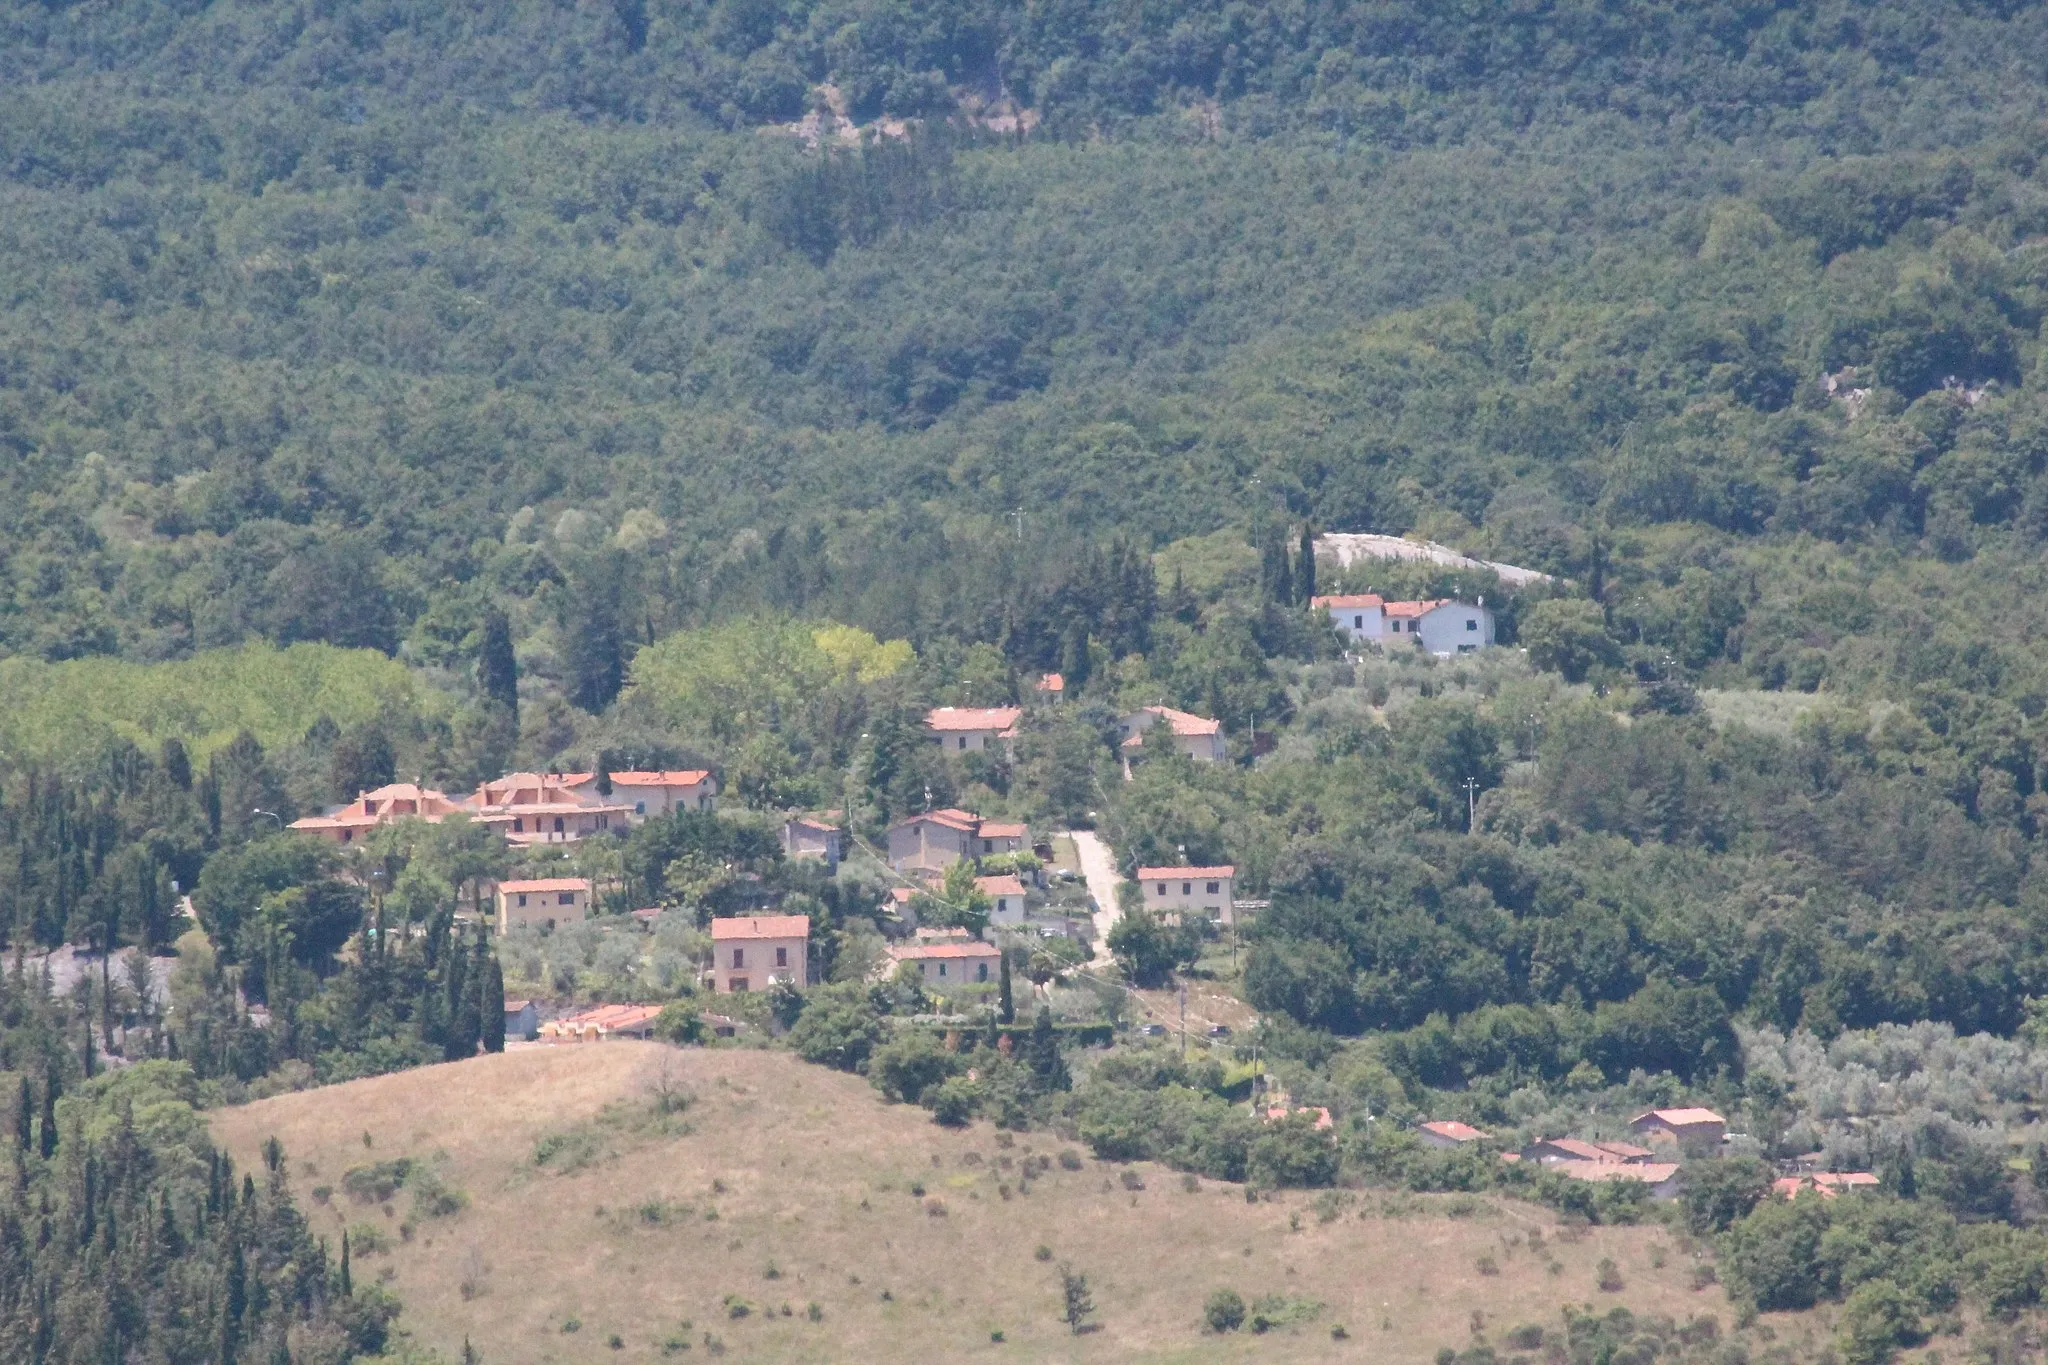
[565,768,719,815]
[289,782,472,844]
[975,874,1028,927]
[889,939,1001,990]
[466,772,634,846]
[1135,865,1237,923]
[1119,706,1226,762]
[495,877,591,934]
[780,815,843,867]
[925,706,1022,754]
[711,914,810,993]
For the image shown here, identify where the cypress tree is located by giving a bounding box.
[1059,626,1091,695]
[37,1069,56,1161]
[477,608,519,723]
[14,1076,29,1152]
[1295,524,1317,603]
[339,1229,351,1297]
[1026,1007,1070,1092]
[480,953,506,1054]
[998,952,1014,1025]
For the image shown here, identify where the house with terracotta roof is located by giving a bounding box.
[1118,706,1226,763]
[1383,599,1495,657]
[889,939,1002,991]
[494,878,592,934]
[1418,1120,1492,1149]
[288,782,472,844]
[1311,593,1389,645]
[1034,673,1065,702]
[503,998,539,1040]
[1521,1137,1656,1165]
[975,874,1028,927]
[1548,1160,1682,1200]
[1774,1172,1879,1200]
[780,814,843,867]
[465,772,635,846]
[539,1003,664,1043]
[1135,865,1237,924]
[888,808,984,872]
[711,914,810,993]
[565,769,719,816]
[1264,1105,1335,1130]
[925,706,1023,754]
[975,819,1030,858]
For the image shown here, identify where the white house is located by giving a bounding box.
[1134,864,1237,923]
[494,878,591,934]
[1311,593,1387,645]
[1118,706,1226,762]
[975,874,1028,927]
[925,706,1022,754]
[1383,599,1495,657]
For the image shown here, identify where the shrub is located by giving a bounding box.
[924,1076,980,1127]
[869,1032,960,1104]
[1505,1323,1544,1349]
[1058,1149,1084,1171]
[1205,1288,1247,1333]
[1597,1257,1624,1292]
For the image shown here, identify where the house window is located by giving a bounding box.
[977,963,989,982]
[558,893,574,906]
[553,817,564,833]
[517,894,528,908]
[731,948,745,968]
[513,818,524,833]
[1206,882,1219,894]
[983,840,993,853]
[342,830,352,843]
[1181,882,1191,895]
[1353,615,1364,628]
[1154,883,1165,896]
[1466,619,1479,631]
[957,736,967,750]
[775,947,788,967]
[731,977,749,992]
[938,962,948,978]
[635,801,646,815]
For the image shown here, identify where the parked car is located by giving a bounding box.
[1207,1024,1232,1038]
[1139,1023,1166,1037]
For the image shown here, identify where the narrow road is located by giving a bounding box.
[1069,829,1126,946]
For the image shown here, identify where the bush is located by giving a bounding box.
[1205,1288,1247,1332]
[654,1001,704,1044]
[786,983,887,1072]
[868,1032,960,1104]
[923,1076,980,1127]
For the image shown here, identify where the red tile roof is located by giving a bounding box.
[1035,673,1065,693]
[1264,1106,1334,1130]
[1419,1120,1490,1142]
[604,770,714,787]
[975,875,1026,897]
[1632,1107,1725,1128]
[1383,599,1448,619]
[891,941,1001,960]
[1551,1161,1679,1185]
[497,878,591,894]
[898,807,981,832]
[1132,705,1221,736]
[977,821,1029,839]
[925,706,1023,732]
[1136,866,1236,881]
[710,914,811,940]
[1311,594,1386,609]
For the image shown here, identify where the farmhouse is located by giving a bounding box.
[1549,1161,1682,1201]
[711,914,810,994]
[1520,1137,1656,1165]
[503,999,539,1040]
[1134,865,1237,923]
[1034,672,1065,701]
[1382,599,1496,656]
[975,874,1028,926]
[1774,1172,1880,1199]
[540,1003,664,1042]
[889,939,1001,990]
[1417,1120,1491,1149]
[494,878,591,934]
[886,809,1030,873]
[1630,1107,1727,1151]
[925,706,1022,754]
[1311,593,1388,645]
[1118,706,1226,762]
[780,814,843,867]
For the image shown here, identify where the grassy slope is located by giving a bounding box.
[216,1044,1734,1364]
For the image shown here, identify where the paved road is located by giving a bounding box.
[1069,829,1126,945]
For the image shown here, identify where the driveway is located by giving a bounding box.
[1069,829,1126,945]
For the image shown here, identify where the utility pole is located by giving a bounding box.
[1463,778,1479,832]
[1009,508,1024,541]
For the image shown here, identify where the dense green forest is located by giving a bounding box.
[11,2,2048,1356]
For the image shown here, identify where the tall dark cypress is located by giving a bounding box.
[998,951,1015,1025]
[14,1076,29,1152]
[565,553,627,713]
[37,1070,56,1161]
[1295,524,1317,603]
[477,607,520,723]
[480,952,506,1054]
[339,1229,352,1297]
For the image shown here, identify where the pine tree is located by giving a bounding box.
[477,607,520,723]
[14,1076,29,1152]
[480,951,507,1054]
[1059,626,1091,694]
[565,554,627,714]
[339,1229,352,1297]
[1258,524,1291,604]
[1026,1008,1069,1092]
[998,952,1015,1025]
[1295,524,1317,603]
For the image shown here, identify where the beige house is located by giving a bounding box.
[288,782,472,844]
[925,706,1022,754]
[975,820,1030,857]
[975,874,1028,927]
[1521,1137,1655,1165]
[1119,706,1226,763]
[1549,1161,1682,1201]
[1034,673,1065,702]
[889,939,1001,990]
[565,769,719,816]
[711,914,810,993]
[467,772,634,846]
[539,1003,662,1043]
[1135,865,1237,923]
[888,809,983,872]
[495,877,591,934]
[1417,1120,1491,1150]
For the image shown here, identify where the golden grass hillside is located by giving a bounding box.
[214,1045,1732,1364]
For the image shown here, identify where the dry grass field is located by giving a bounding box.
[213,1045,1735,1364]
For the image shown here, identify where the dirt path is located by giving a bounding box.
[1070,829,1125,944]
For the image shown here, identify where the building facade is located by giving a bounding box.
[711,914,811,993]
